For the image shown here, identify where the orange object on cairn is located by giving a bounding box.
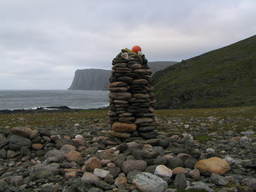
[132,45,142,53]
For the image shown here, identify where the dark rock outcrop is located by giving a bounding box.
[69,62,176,90]
[69,69,111,90]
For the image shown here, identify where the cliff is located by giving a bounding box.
[69,69,111,90]
[69,61,176,90]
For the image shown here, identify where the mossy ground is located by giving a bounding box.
[0,106,255,141]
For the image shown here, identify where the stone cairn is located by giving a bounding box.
[108,48,157,139]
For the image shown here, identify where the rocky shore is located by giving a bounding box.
[0,107,255,192]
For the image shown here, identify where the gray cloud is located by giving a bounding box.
[0,0,256,89]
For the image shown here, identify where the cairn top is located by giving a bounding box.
[132,45,142,53]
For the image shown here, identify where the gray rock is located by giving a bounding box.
[45,149,65,163]
[30,163,60,180]
[127,170,140,183]
[167,157,183,169]
[0,180,8,191]
[186,181,214,192]
[132,172,167,192]
[8,135,31,150]
[242,177,256,191]
[122,160,147,173]
[8,175,23,186]
[210,173,229,186]
[82,172,100,184]
[0,149,6,159]
[88,188,104,192]
[93,168,110,178]
[174,173,187,190]
[94,180,113,190]
[184,157,197,169]
[39,183,58,192]
[165,189,177,192]
[0,134,7,145]
[81,172,113,190]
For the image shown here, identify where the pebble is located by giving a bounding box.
[122,160,147,173]
[93,168,110,179]
[154,165,173,177]
[174,173,187,190]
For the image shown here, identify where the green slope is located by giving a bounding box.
[153,35,256,109]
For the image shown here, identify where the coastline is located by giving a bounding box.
[0,105,109,114]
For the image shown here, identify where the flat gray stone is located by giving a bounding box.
[132,172,167,192]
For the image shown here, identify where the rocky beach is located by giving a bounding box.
[0,107,255,192]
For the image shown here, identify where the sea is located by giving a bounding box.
[0,90,109,110]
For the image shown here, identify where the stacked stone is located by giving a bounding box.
[109,49,157,139]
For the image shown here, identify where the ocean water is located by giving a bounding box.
[0,90,109,110]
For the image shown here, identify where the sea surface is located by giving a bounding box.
[0,90,109,110]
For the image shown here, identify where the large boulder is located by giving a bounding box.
[195,157,230,175]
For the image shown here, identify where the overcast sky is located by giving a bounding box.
[0,0,255,90]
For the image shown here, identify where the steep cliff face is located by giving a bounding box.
[69,69,111,90]
[69,61,176,90]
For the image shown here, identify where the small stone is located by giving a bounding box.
[112,122,137,132]
[0,149,6,159]
[104,174,114,184]
[84,157,102,171]
[73,135,85,145]
[242,177,256,191]
[167,157,184,169]
[172,167,187,175]
[186,181,214,192]
[64,151,82,162]
[174,173,187,190]
[154,165,173,178]
[88,187,104,192]
[188,169,200,180]
[135,118,153,124]
[109,82,128,88]
[93,168,110,179]
[210,173,229,186]
[82,172,100,184]
[133,172,168,192]
[115,174,128,188]
[184,157,197,169]
[206,148,216,154]
[61,144,76,153]
[195,157,230,175]
[110,131,131,138]
[64,169,79,178]
[30,163,59,180]
[7,150,18,158]
[8,175,23,186]
[122,160,147,173]
[45,149,65,163]
[32,144,43,150]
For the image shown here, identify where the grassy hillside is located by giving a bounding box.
[153,35,256,109]
[148,61,177,73]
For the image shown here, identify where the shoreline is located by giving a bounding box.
[0,105,109,114]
